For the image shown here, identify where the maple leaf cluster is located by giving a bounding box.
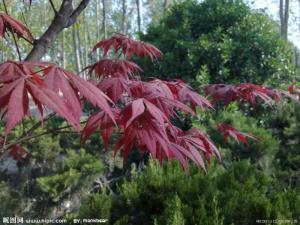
[0,135,30,160]
[217,123,257,145]
[81,33,267,171]
[0,13,298,171]
[205,83,289,107]
[289,84,300,100]
[0,61,114,133]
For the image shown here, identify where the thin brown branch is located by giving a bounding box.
[23,112,56,137]
[21,11,29,28]
[0,119,88,160]
[49,0,58,14]
[2,0,22,61]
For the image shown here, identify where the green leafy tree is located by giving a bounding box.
[140,0,295,86]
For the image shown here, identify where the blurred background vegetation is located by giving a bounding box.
[0,0,300,224]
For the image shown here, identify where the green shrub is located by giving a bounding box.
[78,160,299,225]
[265,102,300,186]
[193,109,280,171]
[37,149,103,201]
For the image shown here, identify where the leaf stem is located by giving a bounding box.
[0,119,88,160]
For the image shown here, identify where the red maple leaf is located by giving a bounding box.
[0,61,78,132]
[0,12,33,43]
[161,79,213,110]
[81,109,119,148]
[114,98,171,157]
[42,64,115,123]
[205,83,285,107]
[217,123,257,145]
[8,145,30,161]
[92,33,162,61]
[0,135,30,161]
[84,58,142,78]
[129,80,194,118]
[288,84,300,100]
[97,77,131,103]
[0,61,115,133]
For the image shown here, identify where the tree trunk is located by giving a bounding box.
[102,0,107,39]
[283,0,289,39]
[279,0,289,40]
[1,39,4,62]
[72,25,82,74]
[96,0,100,41]
[61,31,66,68]
[95,0,100,59]
[83,13,89,68]
[86,22,93,63]
[122,0,126,33]
[25,0,91,61]
[136,0,141,33]
[76,25,84,72]
[163,0,168,17]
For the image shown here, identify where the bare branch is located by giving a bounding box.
[0,119,87,160]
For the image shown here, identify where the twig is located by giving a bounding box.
[21,11,29,28]
[0,119,88,159]
[49,0,57,14]
[24,112,56,137]
[3,0,22,61]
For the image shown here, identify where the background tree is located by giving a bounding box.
[122,0,127,33]
[140,0,296,86]
[136,0,141,33]
[280,0,290,40]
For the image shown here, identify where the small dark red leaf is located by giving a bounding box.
[217,123,257,145]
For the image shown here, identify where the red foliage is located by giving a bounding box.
[289,84,300,100]
[84,59,142,78]
[81,109,118,148]
[43,64,115,122]
[0,135,30,160]
[205,83,285,107]
[166,80,214,111]
[171,128,221,171]
[8,145,30,161]
[0,12,33,43]
[0,61,114,133]
[2,32,296,172]
[92,33,162,61]
[97,77,130,103]
[217,123,257,145]
[82,35,222,171]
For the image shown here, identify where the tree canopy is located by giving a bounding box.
[141,0,295,86]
